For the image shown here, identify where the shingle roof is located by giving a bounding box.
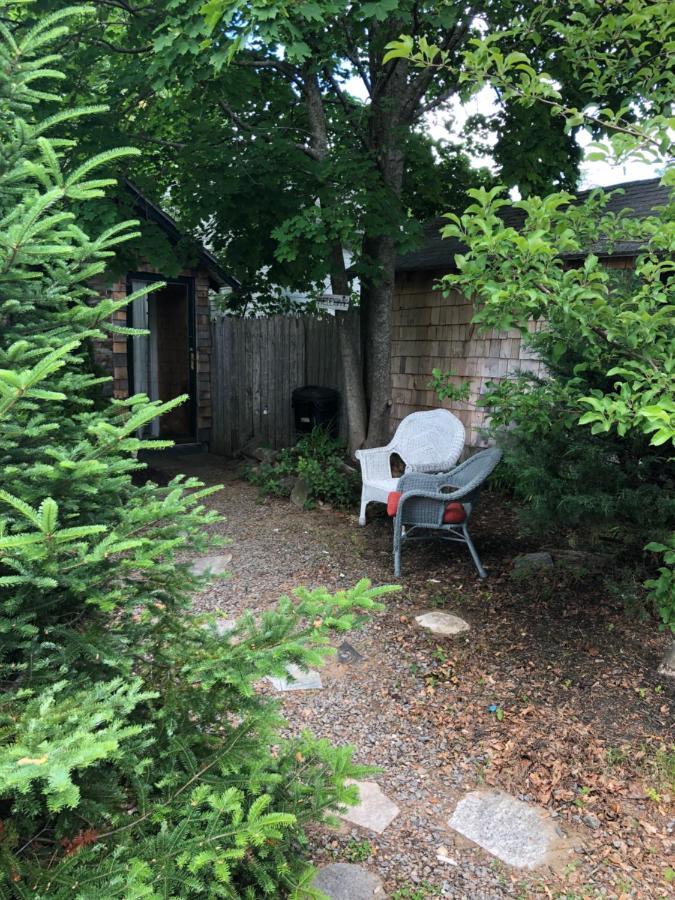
[396,176,669,273]
[123,180,240,290]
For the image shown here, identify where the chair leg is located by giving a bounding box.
[359,493,367,527]
[462,524,487,578]
[393,522,402,577]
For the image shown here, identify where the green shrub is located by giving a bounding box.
[247,428,359,509]
[480,374,674,544]
[0,11,397,896]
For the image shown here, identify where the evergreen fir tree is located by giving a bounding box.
[0,9,393,896]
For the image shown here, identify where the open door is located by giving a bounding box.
[127,276,197,441]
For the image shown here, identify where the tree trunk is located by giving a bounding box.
[337,310,367,454]
[361,233,396,447]
[361,66,407,447]
[302,69,369,455]
[328,243,367,455]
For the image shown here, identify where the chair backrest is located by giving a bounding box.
[391,409,465,467]
[448,447,503,491]
[396,447,502,525]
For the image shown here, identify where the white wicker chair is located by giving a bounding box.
[355,409,465,526]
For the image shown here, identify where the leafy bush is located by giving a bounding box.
[0,11,397,896]
[479,373,674,543]
[247,428,359,509]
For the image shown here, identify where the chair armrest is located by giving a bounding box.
[405,459,461,474]
[355,445,393,480]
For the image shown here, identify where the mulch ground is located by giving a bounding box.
[153,452,674,899]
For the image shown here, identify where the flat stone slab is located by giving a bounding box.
[340,781,400,834]
[448,789,565,869]
[415,611,470,636]
[267,663,322,691]
[312,863,384,899]
[191,553,232,576]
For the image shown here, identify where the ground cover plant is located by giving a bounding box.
[0,9,395,896]
[246,428,360,509]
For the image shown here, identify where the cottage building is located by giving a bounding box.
[92,183,239,446]
[392,177,668,448]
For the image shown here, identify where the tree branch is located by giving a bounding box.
[218,98,321,160]
[401,15,474,122]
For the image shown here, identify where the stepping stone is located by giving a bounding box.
[340,781,399,834]
[337,641,364,665]
[267,663,322,691]
[415,611,470,636]
[312,863,384,899]
[448,789,566,869]
[191,553,232,576]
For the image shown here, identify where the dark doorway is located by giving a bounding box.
[127,276,197,441]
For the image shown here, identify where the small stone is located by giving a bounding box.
[312,863,384,899]
[252,446,277,464]
[337,641,364,665]
[340,781,400,834]
[214,618,236,636]
[658,641,675,679]
[512,552,554,575]
[290,476,311,508]
[448,789,567,869]
[582,814,601,831]
[415,612,470,636]
[191,553,232,576]
[267,663,322,691]
[436,845,457,866]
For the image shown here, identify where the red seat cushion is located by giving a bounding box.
[387,491,402,517]
[442,502,466,524]
[387,492,466,524]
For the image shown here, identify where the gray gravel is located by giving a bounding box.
[147,452,661,899]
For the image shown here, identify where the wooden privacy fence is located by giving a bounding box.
[210,313,358,456]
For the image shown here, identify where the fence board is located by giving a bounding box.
[209,312,358,455]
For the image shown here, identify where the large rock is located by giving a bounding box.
[549,549,609,575]
[415,611,470,636]
[448,789,567,869]
[312,864,384,899]
[658,641,675,679]
[190,553,232,576]
[340,781,400,834]
[290,476,311,508]
[512,552,554,576]
[267,663,322,691]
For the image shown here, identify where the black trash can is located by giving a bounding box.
[292,385,340,439]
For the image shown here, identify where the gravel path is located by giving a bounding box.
[152,452,674,899]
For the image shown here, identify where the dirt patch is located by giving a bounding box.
[153,452,674,898]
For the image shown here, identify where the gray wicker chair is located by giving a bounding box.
[392,448,502,579]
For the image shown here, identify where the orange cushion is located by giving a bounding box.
[442,501,466,524]
[387,491,402,517]
[387,492,466,524]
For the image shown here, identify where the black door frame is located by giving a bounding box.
[126,273,197,440]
